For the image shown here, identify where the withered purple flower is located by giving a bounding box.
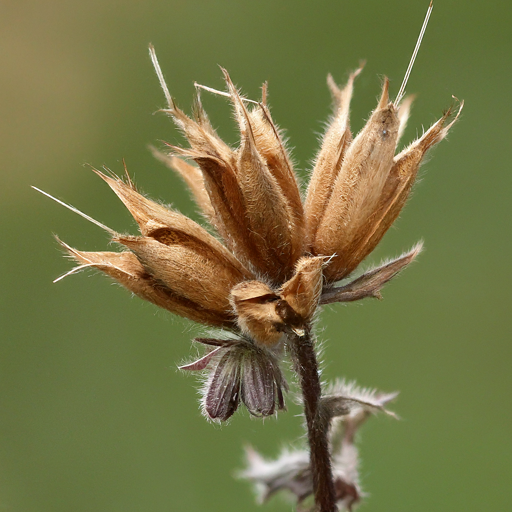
[180,337,287,421]
[35,6,461,509]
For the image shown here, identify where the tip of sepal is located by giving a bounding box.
[326,60,365,107]
[377,77,390,109]
[443,97,464,132]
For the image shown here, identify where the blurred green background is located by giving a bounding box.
[1,1,511,511]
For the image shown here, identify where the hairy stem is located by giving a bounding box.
[289,326,337,512]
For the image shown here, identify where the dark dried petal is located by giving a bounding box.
[198,341,287,420]
[333,475,361,512]
[241,346,287,417]
[241,349,276,417]
[194,338,238,348]
[204,350,242,421]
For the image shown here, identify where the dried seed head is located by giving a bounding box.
[36,37,460,430]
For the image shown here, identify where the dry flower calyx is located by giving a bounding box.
[34,10,461,509]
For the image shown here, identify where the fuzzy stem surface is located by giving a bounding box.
[290,326,337,512]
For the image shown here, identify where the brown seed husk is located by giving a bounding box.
[116,235,244,320]
[314,79,400,281]
[247,104,305,255]
[345,103,462,270]
[230,281,284,347]
[223,70,302,283]
[163,99,259,266]
[94,169,252,282]
[59,240,234,327]
[305,64,363,245]
[280,256,325,322]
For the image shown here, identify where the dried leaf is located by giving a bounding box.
[320,243,422,304]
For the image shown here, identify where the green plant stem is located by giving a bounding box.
[290,326,337,512]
